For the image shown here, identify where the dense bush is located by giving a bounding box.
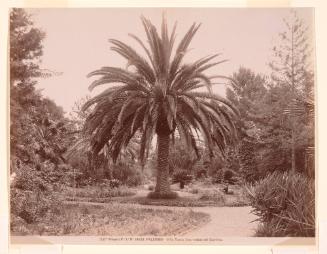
[195,168,207,179]
[147,191,179,200]
[11,188,61,225]
[112,163,143,187]
[106,179,121,188]
[246,171,315,237]
[172,170,193,185]
[202,156,224,177]
[10,167,63,233]
[212,169,224,184]
[212,168,238,184]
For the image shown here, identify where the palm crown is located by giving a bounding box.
[83,15,238,196]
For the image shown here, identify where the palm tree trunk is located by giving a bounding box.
[155,133,171,194]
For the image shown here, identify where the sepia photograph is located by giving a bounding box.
[8,7,315,244]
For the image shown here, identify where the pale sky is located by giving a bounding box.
[28,8,314,114]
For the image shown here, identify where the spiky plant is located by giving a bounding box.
[83,15,238,198]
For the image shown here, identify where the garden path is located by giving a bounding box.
[182,206,258,237]
[131,189,259,237]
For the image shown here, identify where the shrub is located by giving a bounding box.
[104,179,121,188]
[113,163,143,187]
[246,171,315,237]
[223,169,234,181]
[10,187,61,225]
[202,156,224,176]
[241,170,263,184]
[212,169,238,185]
[172,170,193,185]
[195,168,207,179]
[212,169,224,184]
[147,191,179,200]
[10,165,62,227]
[126,171,143,187]
[199,189,225,204]
[63,170,86,187]
[190,188,199,194]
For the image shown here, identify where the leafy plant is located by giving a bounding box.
[246,171,315,237]
[106,179,121,188]
[172,170,193,185]
[112,162,143,187]
[212,168,237,185]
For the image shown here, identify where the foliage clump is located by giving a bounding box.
[112,163,143,187]
[212,168,238,185]
[246,171,315,237]
[172,170,193,186]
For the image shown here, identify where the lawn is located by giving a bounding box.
[11,203,209,236]
[119,180,250,207]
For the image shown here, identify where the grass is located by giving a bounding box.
[11,203,210,236]
[119,194,247,207]
[62,185,136,200]
[147,191,179,199]
[129,182,250,207]
[64,196,113,203]
[61,181,249,207]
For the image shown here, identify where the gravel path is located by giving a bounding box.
[182,206,258,237]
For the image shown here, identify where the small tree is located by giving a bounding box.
[269,10,313,172]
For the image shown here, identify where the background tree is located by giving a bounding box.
[226,67,267,182]
[10,8,45,85]
[226,64,314,180]
[83,16,238,198]
[269,10,313,172]
[10,9,74,227]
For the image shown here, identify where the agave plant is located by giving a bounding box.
[83,15,238,197]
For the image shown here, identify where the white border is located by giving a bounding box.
[1,0,326,253]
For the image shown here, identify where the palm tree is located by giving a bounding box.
[83,15,238,198]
